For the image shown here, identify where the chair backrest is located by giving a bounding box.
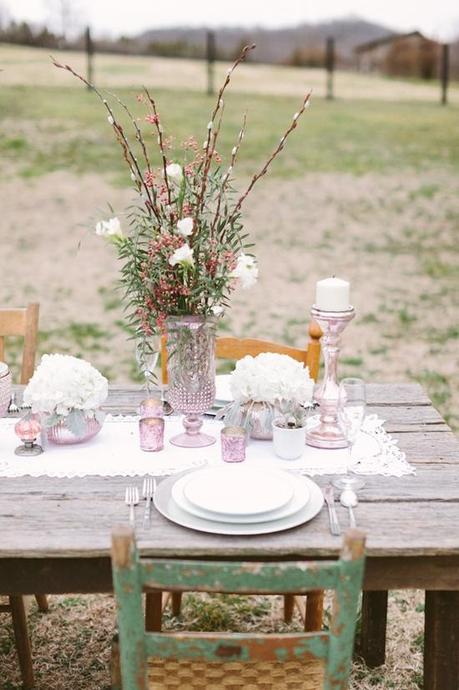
[0,304,39,384]
[112,526,365,690]
[161,321,322,385]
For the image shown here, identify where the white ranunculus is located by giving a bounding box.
[231,253,258,289]
[169,243,194,268]
[23,354,108,417]
[176,217,193,237]
[229,353,314,406]
[212,305,224,316]
[165,163,183,184]
[95,217,123,238]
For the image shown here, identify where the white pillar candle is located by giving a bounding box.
[315,276,351,311]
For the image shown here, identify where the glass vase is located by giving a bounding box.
[166,315,216,447]
[47,411,104,445]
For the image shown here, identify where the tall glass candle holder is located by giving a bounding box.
[306,305,355,449]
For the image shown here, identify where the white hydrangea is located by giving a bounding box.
[229,353,314,405]
[23,354,108,417]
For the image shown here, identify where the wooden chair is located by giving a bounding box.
[0,303,40,384]
[0,303,48,689]
[156,322,323,632]
[111,526,365,690]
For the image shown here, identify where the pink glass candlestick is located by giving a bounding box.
[221,426,247,463]
[139,397,164,418]
[14,413,43,456]
[139,417,164,452]
[306,305,355,449]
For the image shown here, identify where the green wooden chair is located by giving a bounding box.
[111,526,365,690]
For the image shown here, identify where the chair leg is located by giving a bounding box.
[34,594,49,613]
[283,594,295,623]
[305,591,324,632]
[171,592,182,617]
[9,595,35,690]
[359,590,388,667]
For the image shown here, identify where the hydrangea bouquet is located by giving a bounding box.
[220,353,314,437]
[53,46,311,347]
[24,354,108,435]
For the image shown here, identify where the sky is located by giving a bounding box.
[3,0,459,42]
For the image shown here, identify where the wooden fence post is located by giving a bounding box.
[440,43,449,105]
[325,36,335,100]
[206,29,216,96]
[85,25,94,88]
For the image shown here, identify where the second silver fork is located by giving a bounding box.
[142,477,156,529]
[125,486,139,526]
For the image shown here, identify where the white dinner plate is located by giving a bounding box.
[182,465,294,517]
[171,470,310,524]
[154,472,324,536]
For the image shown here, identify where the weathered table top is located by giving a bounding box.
[1,383,459,594]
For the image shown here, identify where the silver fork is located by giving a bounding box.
[125,486,139,526]
[323,484,341,536]
[142,476,157,529]
[7,393,19,414]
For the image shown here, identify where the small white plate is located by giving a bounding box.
[172,471,310,524]
[183,465,294,517]
[155,473,324,536]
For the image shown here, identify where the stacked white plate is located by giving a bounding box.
[154,464,324,535]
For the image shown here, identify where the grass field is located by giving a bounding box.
[0,44,458,690]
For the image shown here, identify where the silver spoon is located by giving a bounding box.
[340,488,358,528]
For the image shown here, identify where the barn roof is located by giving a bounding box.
[355,30,426,54]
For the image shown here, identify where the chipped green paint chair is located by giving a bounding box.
[111,526,365,690]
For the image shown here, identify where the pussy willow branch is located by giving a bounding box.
[143,87,172,210]
[211,113,247,238]
[228,90,312,223]
[196,43,256,216]
[51,57,156,217]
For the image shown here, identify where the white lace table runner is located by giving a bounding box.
[0,413,414,478]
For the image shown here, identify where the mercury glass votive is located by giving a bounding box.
[14,413,43,456]
[139,417,164,452]
[221,426,247,463]
[139,397,164,418]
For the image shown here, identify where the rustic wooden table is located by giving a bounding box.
[1,384,458,690]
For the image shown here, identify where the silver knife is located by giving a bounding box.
[323,484,341,536]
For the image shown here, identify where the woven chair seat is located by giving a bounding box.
[148,658,325,690]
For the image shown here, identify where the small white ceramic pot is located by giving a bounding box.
[272,420,306,460]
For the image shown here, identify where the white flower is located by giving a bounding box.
[212,305,224,316]
[95,217,123,238]
[165,163,183,184]
[107,115,114,125]
[23,354,108,417]
[231,253,258,289]
[176,217,193,237]
[169,243,194,267]
[229,353,314,405]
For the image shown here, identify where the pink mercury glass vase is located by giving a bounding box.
[166,315,216,448]
[47,411,104,445]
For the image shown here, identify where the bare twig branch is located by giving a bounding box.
[143,87,172,209]
[51,56,157,217]
[228,90,312,222]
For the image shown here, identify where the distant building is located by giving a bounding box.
[355,31,440,79]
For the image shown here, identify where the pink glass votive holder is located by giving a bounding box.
[139,397,164,418]
[139,417,164,452]
[14,413,43,456]
[221,426,247,463]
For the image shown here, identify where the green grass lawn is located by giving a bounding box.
[1,85,458,181]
